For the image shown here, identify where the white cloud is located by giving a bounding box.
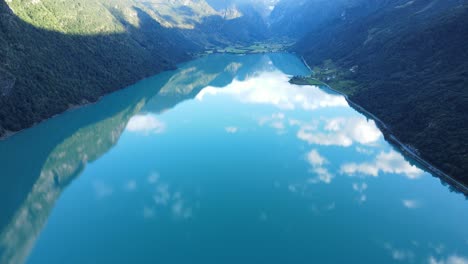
[353,182,368,192]
[356,146,374,155]
[310,202,337,215]
[150,181,194,220]
[384,243,415,262]
[271,121,285,130]
[259,112,287,133]
[345,119,381,145]
[358,195,367,203]
[429,243,446,255]
[392,250,413,261]
[126,114,166,135]
[308,167,334,184]
[305,149,334,184]
[341,163,380,177]
[272,112,285,119]
[352,183,368,203]
[376,151,424,179]
[124,180,137,192]
[340,150,424,179]
[196,71,348,111]
[325,203,336,211]
[288,184,297,193]
[296,117,382,147]
[172,200,192,219]
[92,181,113,199]
[225,126,239,134]
[298,128,354,147]
[153,184,171,205]
[429,255,468,264]
[324,118,342,131]
[288,118,303,126]
[148,172,160,184]
[315,168,334,184]
[307,149,327,167]
[402,199,421,209]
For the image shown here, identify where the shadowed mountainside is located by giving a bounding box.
[0,0,271,138]
[0,1,192,136]
[269,0,385,38]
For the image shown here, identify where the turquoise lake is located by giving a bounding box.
[0,53,467,264]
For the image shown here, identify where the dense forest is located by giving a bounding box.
[294,0,468,183]
[0,0,269,137]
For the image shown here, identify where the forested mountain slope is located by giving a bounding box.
[269,0,387,38]
[294,0,468,183]
[0,0,189,136]
[0,0,269,137]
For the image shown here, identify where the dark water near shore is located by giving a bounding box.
[0,53,467,264]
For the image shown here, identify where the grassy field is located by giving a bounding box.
[203,41,294,55]
[289,60,358,95]
[289,76,325,86]
[310,60,358,95]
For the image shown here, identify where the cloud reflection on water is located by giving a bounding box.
[402,199,421,209]
[340,150,424,179]
[193,62,429,207]
[225,126,239,134]
[126,114,166,135]
[306,149,334,184]
[429,255,468,264]
[92,180,114,199]
[196,66,423,183]
[196,71,348,111]
[295,117,382,147]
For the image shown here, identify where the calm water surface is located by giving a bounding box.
[0,54,467,264]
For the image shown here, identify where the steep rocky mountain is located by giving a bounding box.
[202,0,274,42]
[207,0,279,20]
[294,0,468,183]
[270,0,343,38]
[269,0,390,38]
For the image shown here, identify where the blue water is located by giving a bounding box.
[0,53,467,264]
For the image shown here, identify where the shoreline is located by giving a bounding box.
[339,89,468,194]
[0,61,184,141]
[292,61,468,194]
[0,98,103,141]
[0,50,288,141]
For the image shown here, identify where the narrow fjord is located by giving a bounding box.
[1,0,468,263]
[1,54,467,264]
